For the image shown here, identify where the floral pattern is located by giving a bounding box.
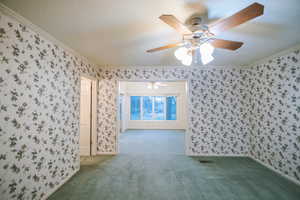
[96,66,251,155]
[0,12,97,199]
[1,6,300,200]
[249,50,300,182]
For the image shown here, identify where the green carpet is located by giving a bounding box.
[49,130,300,199]
[49,155,300,200]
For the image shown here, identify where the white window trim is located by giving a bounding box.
[130,95,178,121]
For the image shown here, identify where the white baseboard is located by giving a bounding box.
[248,156,300,186]
[43,168,79,200]
[188,153,300,186]
[97,152,117,155]
[188,153,248,157]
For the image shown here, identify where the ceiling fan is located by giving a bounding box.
[146,2,264,66]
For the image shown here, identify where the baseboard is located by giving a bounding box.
[188,153,300,186]
[43,168,79,200]
[188,153,248,157]
[248,156,300,186]
[97,152,117,155]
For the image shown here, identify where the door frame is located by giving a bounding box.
[80,74,98,156]
[116,80,191,155]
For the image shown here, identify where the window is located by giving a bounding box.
[130,96,177,120]
[154,96,164,120]
[166,96,176,120]
[130,96,141,120]
[142,96,152,120]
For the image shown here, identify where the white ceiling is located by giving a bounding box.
[1,0,300,67]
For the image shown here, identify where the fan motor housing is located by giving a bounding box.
[187,16,208,33]
[190,16,202,26]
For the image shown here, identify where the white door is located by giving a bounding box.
[80,77,92,156]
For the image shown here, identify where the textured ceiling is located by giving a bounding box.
[1,0,300,67]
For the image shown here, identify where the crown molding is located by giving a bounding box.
[97,64,249,71]
[5,2,298,71]
[0,3,99,68]
[247,43,300,67]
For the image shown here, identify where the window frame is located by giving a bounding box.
[129,94,178,121]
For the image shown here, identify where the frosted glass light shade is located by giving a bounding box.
[200,43,214,55]
[201,54,214,65]
[181,55,192,66]
[174,47,188,60]
[199,42,215,65]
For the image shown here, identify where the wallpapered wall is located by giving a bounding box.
[0,5,300,200]
[248,50,300,182]
[96,67,251,155]
[95,49,300,184]
[0,12,97,199]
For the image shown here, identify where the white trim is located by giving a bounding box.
[98,64,249,70]
[42,168,79,200]
[185,81,191,155]
[91,79,98,155]
[97,152,117,155]
[0,3,99,67]
[188,153,248,157]
[126,93,180,96]
[248,156,300,186]
[80,75,98,156]
[247,43,300,67]
[116,82,121,154]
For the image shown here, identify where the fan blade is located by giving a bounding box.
[146,42,182,53]
[211,39,243,50]
[159,15,192,35]
[209,2,264,35]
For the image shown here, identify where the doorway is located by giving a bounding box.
[80,76,97,156]
[117,80,189,155]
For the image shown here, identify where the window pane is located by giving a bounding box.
[166,96,176,120]
[130,96,141,120]
[143,96,153,120]
[154,96,164,120]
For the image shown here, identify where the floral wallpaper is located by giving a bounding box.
[248,49,300,183]
[1,5,300,200]
[0,12,97,199]
[96,67,251,155]
[95,51,300,183]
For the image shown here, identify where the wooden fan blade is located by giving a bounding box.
[211,39,243,50]
[146,42,182,53]
[209,2,264,35]
[159,15,192,35]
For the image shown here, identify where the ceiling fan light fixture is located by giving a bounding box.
[201,53,214,65]
[174,47,188,60]
[200,42,215,56]
[181,54,193,66]
[147,3,264,66]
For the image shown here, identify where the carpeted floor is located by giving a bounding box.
[119,129,185,154]
[49,130,300,200]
